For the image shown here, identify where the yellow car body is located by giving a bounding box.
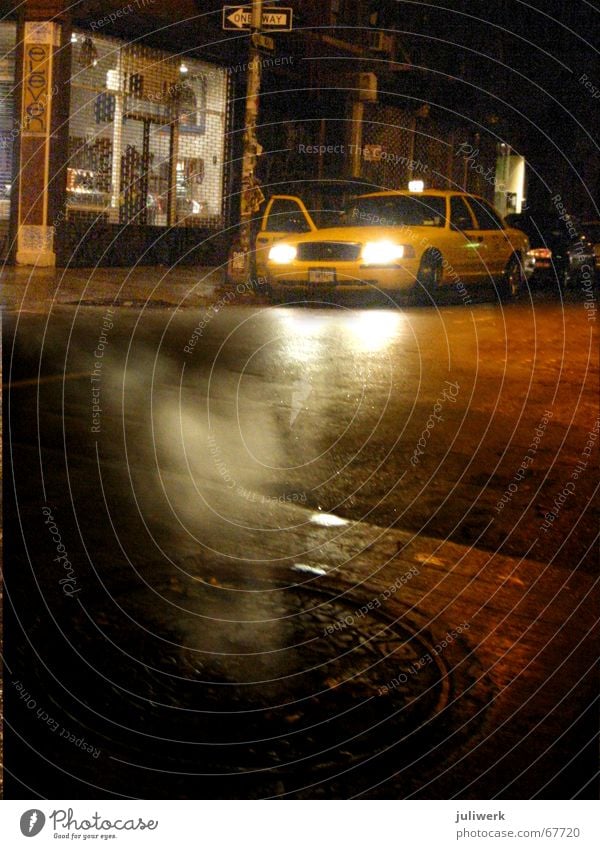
[255,189,531,298]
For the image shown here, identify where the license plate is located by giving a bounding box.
[308,268,337,284]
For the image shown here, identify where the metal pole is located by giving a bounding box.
[317,118,326,181]
[239,0,263,278]
[349,100,364,179]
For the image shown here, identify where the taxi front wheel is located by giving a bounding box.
[416,249,443,297]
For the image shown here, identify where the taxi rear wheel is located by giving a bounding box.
[416,249,443,295]
[499,253,525,300]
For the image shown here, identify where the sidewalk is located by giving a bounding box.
[1,264,230,312]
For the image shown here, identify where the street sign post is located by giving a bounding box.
[225,3,293,284]
[251,32,275,51]
[222,6,293,31]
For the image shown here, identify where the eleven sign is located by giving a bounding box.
[222,6,293,31]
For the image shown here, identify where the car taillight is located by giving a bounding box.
[527,247,552,259]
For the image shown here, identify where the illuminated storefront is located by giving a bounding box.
[0,21,17,261]
[61,30,231,265]
[4,17,232,267]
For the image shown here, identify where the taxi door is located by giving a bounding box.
[255,196,317,277]
[464,195,511,278]
[442,194,487,282]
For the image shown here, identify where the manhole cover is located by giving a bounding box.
[172,590,450,751]
[82,579,448,765]
[13,566,486,798]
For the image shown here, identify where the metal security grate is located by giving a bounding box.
[0,21,16,257]
[68,31,229,229]
[361,104,416,190]
[361,104,496,202]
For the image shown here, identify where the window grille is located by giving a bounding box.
[68,31,229,229]
[0,22,17,255]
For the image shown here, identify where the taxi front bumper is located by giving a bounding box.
[265,260,421,292]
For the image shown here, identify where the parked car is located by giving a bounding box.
[255,189,531,302]
[581,220,600,274]
[505,211,596,288]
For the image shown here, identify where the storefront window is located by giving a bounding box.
[67,32,228,228]
[0,21,17,257]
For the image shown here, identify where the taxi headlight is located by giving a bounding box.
[268,243,297,264]
[361,240,415,265]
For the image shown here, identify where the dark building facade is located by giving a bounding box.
[254,1,508,213]
[6,1,588,267]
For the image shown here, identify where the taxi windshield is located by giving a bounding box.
[344,194,446,227]
[310,209,346,228]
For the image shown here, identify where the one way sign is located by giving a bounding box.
[222,6,293,31]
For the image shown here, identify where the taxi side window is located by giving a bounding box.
[468,198,505,230]
[450,196,476,231]
[265,198,311,233]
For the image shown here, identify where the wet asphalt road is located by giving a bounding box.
[3,288,599,799]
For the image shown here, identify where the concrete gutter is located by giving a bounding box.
[1,265,231,313]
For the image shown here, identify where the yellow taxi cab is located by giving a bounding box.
[255,189,531,301]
